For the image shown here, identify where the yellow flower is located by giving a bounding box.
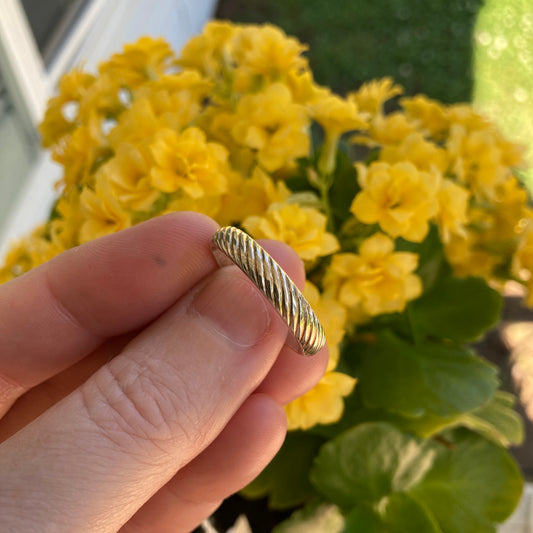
[150,127,228,198]
[303,281,347,367]
[134,71,213,131]
[234,24,308,78]
[107,98,160,149]
[489,177,529,241]
[447,124,511,200]
[218,166,291,226]
[308,92,368,137]
[349,77,403,115]
[351,161,440,242]
[200,108,260,176]
[231,83,310,172]
[163,194,223,220]
[351,111,416,147]
[178,20,237,77]
[436,179,470,243]
[243,202,339,262]
[401,94,449,139]
[379,132,448,173]
[310,91,367,175]
[444,231,499,280]
[138,69,212,98]
[447,104,491,132]
[444,177,528,280]
[100,143,160,212]
[53,112,110,189]
[79,176,132,243]
[0,239,31,283]
[0,225,66,282]
[446,112,526,201]
[48,190,85,250]
[323,233,422,319]
[458,177,527,254]
[285,370,356,431]
[285,69,329,105]
[77,73,124,125]
[496,133,525,169]
[99,36,173,87]
[39,68,96,147]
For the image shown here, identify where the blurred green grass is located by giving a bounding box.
[474,0,533,189]
[216,0,482,102]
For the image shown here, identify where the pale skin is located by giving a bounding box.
[0,212,328,532]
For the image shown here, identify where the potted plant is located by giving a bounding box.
[1,21,528,532]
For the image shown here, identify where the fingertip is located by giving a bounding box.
[244,393,288,451]
[141,211,220,248]
[256,341,330,405]
[82,211,220,277]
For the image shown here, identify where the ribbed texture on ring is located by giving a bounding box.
[211,226,325,356]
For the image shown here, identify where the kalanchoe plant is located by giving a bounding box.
[1,21,529,532]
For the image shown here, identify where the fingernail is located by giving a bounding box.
[192,268,271,347]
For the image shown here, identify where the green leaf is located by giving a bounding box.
[458,390,524,447]
[378,493,440,533]
[396,224,451,291]
[273,502,345,533]
[329,150,359,227]
[317,388,523,445]
[410,434,523,533]
[310,422,436,509]
[355,330,498,417]
[286,173,312,193]
[285,155,318,193]
[410,276,503,343]
[343,505,382,533]
[241,432,324,510]
[314,401,459,441]
[344,494,440,533]
[308,384,456,442]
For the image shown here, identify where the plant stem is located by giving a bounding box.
[317,131,340,233]
[318,131,340,177]
[315,174,332,233]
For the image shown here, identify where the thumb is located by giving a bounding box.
[0,266,288,532]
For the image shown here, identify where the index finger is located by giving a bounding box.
[0,212,219,408]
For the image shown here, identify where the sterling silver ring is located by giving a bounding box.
[211,226,325,356]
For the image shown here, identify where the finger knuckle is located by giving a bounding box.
[79,358,207,456]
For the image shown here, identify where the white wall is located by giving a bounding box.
[62,0,216,73]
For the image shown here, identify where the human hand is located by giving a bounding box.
[0,213,328,532]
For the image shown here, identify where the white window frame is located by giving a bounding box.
[0,0,109,131]
[0,0,216,256]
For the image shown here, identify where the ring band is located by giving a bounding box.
[211,226,325,356]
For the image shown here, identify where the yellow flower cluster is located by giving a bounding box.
[243,203,339,262]
[349,79,529,287]
[323,233,422,322]
[351,161,440,243]
[1,22,530,432]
